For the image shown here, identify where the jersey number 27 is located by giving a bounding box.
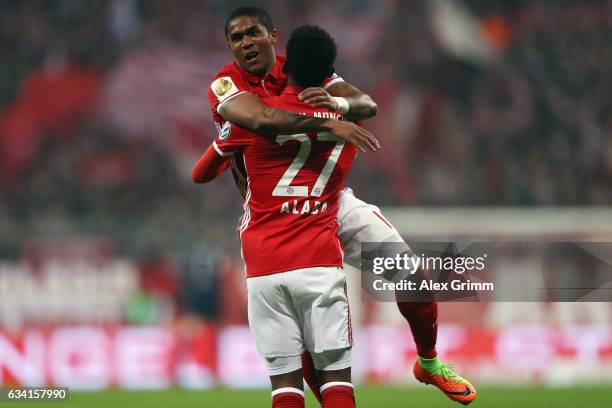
[272,132,345,198]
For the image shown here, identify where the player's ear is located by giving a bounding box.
[269,28,278,44]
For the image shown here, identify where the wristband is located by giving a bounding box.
[333,97,350,114]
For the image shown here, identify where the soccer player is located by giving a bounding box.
[207,6,476,405]
[194,25,358,408]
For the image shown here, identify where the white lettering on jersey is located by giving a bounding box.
[313,111,342,119]
[279,200,327,215]
[312,201,321,215]
[280,202,290,214]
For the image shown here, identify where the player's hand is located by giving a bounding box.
[326,119,380,152]
[299,87,338,111]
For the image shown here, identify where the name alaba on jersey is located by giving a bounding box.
[212,86,357,278]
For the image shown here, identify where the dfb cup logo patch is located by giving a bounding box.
[211,76,239,102]
[214,78,232,96]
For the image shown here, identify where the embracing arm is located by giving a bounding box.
[219,92,380,152]
[192,145,230,183]
[299,81,378,120]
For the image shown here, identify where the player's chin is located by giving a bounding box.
[244,60,266,75]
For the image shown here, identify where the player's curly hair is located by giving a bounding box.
[225,6,274,39]
[284,25,337,88]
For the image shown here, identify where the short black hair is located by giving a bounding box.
[224,6,274,39]
[284,25,337,88]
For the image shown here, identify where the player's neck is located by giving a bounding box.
[285,78,305,94]
[287,75,323,90]
[286,76,306,88]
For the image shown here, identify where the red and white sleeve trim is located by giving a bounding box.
[323,76,344,89]
[212,141,234,157]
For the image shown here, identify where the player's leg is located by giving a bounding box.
[337,187,476,404]
[337,188,440,359]
[268,364,305,408]
[396,300,438,358]
[300,352,322,403]
[395,266,439,360]
[292,266,356,408]
[312,351,355,408]
[247,273,306,408]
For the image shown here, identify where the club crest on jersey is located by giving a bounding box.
[211,76,239,102]
[219,121,231,140]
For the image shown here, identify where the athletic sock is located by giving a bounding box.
[301,351,322,402]
[418,355,443,372]
[320,382,355,408]
[396,301,438,359]
[271,387,305,408]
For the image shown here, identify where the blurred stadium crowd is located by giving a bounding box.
[1,0,612,328]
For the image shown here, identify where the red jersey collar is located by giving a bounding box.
[233,54,286,84]
[281,85,304,96]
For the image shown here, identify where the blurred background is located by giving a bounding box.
[1,0,612,397]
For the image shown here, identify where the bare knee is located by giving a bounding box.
[270,368,304,390]
[317,367,351,384]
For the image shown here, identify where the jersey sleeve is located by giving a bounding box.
[322,72,345,90]
[192,145,230,183]
[212,122,253,157]
[208,69,250,124]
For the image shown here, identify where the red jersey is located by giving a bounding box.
[212,86,357,277]
[207,55,343,197]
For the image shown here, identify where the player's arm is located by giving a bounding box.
[299,81,378,120]
[193,122,251,183]
[219,92,380,152]
[192,145,230,183]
